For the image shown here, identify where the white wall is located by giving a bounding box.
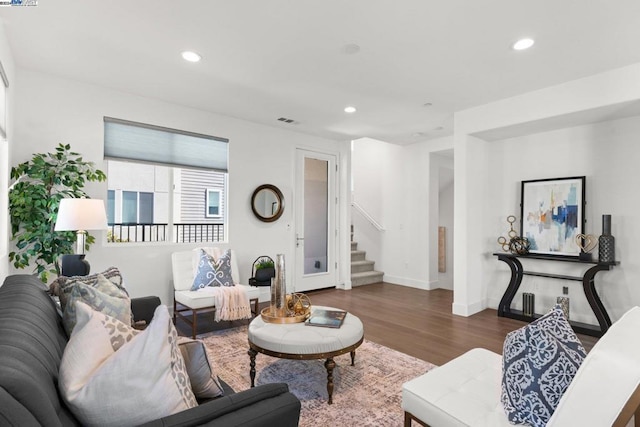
[454,62,640,322]
[351,136,453,290]
[484,116,640,324]
[0,23,15,282]
[351,137,396,278]
[9,69,350,305]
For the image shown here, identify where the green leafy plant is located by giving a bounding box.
[8,143,107,282]
[256,258,274,270]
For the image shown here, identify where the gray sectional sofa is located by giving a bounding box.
[0,274,301,426]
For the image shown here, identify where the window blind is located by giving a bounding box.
[104,117,228,172]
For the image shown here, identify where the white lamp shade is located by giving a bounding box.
[55,198,108,231]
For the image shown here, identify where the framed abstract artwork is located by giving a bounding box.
[520,176,585,257]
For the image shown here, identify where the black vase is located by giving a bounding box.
[598,214,615,263]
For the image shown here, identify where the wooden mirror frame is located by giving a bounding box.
[251,184,284,222]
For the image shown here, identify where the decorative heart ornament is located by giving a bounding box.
[575,233,597,253]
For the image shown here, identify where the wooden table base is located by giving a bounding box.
[248,338,363,404]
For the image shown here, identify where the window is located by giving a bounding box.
[206,189,221,217]
[107,190,115,224]
[139,192,154,223]
[104,118,228,243]
[122,191,138,223]
[120,191,154,223]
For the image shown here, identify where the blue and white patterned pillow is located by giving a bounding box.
[501,304,587,427]
[190,249,235,290]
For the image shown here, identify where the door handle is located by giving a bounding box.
[296,234,304,247]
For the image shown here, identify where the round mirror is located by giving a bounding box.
[251,184,284,222]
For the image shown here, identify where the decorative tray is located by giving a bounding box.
[260,307,310,324]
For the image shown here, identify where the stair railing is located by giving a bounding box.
[351,201,385,231]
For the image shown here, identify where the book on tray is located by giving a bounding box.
[305,309,347,328]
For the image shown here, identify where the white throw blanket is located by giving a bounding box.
[196,286,252,321]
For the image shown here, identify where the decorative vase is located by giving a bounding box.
[598,215,615,263]
[270,254,287,317]
[557,296,570,320]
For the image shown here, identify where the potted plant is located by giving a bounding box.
[250,256,275,286]
[8,143,106,282]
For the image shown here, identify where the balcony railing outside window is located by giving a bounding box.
[108,223,224,243]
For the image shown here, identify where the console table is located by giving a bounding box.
[494,252,618,337]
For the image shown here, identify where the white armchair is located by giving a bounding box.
[402,306,640,427]
[172,248,260,338]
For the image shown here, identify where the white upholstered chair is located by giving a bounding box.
[172,248,260,338]
[402,306,640,427]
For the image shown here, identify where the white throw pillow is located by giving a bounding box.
[59,302,197,427]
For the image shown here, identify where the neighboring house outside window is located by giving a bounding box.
[106,160,227,243]
[104,117,229,244]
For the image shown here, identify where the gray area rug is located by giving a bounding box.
[200,326,436,427]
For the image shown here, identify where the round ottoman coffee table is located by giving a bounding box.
[247,306,364,404]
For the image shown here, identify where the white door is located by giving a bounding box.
[294,149,337,292]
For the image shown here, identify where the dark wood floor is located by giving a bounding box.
[175,282,599,366]
[306,283,599,366]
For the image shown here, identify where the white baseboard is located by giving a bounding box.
[452,299,486,317]
[383,275,432,290]
[336,280,352,290]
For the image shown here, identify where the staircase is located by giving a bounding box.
[350,240,384,287]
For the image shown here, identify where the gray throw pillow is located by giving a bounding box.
[50,266,127,311]
[178,336,224,399]
[62,274,132,336]
[190,249,234,290]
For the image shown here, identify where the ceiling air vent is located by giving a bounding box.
[277,117,299,125]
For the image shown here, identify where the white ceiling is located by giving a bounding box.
[1,1,639,145]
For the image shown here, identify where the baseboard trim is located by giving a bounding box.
[336,280,352,290]
[452,299,486,317]
[383,275,432,290]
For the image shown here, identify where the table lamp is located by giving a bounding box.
[55,198,108,276]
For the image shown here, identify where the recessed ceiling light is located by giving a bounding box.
[512,38,535,51]
[344,106,357,113]
[181,51,202,62]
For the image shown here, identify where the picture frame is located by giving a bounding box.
[520,176,585,257]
